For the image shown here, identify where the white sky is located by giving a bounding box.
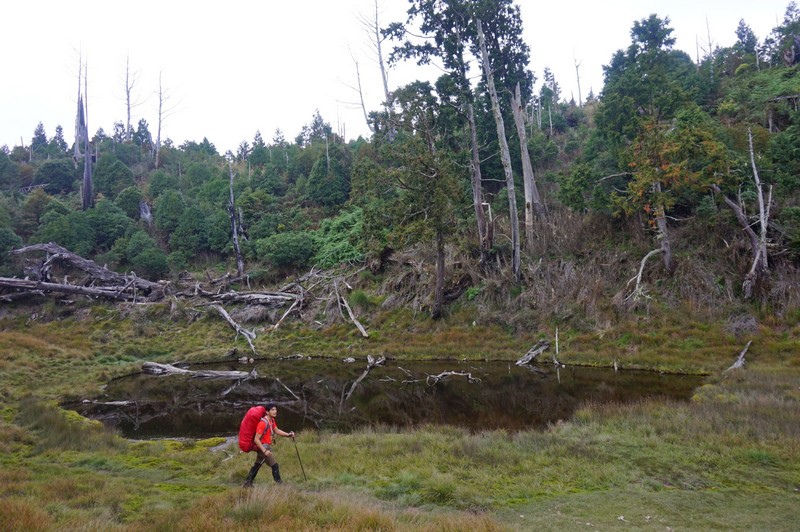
[0,1,792,154]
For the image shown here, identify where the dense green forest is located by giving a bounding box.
[2,2,799,327]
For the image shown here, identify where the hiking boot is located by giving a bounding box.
[271,463,283,484]
[242,462,262,487]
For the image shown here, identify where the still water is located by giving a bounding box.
[68,358,703,439]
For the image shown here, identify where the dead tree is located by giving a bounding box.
[574,54,583,108]
[123,55,144,143]
[11,242,164,296]
[142,361,255,379]
[209,304,257,355]
[711,129,771,298]
[154,72,177,169]
[353,0,393,134]
[477,19,520,280]
[227,162,245,277]
[516,340,550,366]
[724,340,752,373]
[625,248,663,302]
[343,355,385,402]
[426,371,481,385]
[510,81,546,251]
[73,56,94,211]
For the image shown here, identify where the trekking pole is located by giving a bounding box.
[292,437,307,481]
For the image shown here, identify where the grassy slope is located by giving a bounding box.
[0,302,798,530]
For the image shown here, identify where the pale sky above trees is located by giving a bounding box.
[0,0,791,153]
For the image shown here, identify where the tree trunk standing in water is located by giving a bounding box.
[228,163,245,278]
[477,19,520,280]
[511,82,545,250]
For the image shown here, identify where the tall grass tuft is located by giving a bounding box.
[15,397,124,453]
[0,498,51,531]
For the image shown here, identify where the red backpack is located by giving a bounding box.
[238,406,266,452]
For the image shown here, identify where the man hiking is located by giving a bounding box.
[242,402,295,487]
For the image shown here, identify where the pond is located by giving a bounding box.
[66,358,704,439]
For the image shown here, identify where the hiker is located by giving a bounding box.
[242,403,296,487]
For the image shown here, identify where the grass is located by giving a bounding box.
[0,302,798,529]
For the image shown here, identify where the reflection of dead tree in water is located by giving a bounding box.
[343,355,386,404]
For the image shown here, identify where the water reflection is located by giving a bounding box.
[67,358,703,439]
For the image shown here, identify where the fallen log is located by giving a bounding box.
[516,340,550,366]
[211,290,297,306]
[426,371,481,385]
[12,242,164,296]
[335,279,369,338]
[0,277,136,301]
[142,361,255,379]
[724,340,753,373]
[209,304,257,355]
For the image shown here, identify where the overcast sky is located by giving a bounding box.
[0,1,792,154]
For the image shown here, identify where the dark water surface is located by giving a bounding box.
[67,358,704,439]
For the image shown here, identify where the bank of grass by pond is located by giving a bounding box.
[0,305,798,529]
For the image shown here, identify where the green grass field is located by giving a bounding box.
[0,304,798,530]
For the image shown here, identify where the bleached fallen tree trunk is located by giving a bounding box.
[335,279,369,338]
[724,340,752,373]
[426,371,481,385]
[516,340,550,366]
[0,277,137,301]
[11,242,165,296]
[209,304,257,355]
[142,361,255,380]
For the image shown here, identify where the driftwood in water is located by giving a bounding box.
[516,340,550,366]
[343,355,385,402]
[724,340,753,373]
[426,371,481,385]
[142,361,255,379]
